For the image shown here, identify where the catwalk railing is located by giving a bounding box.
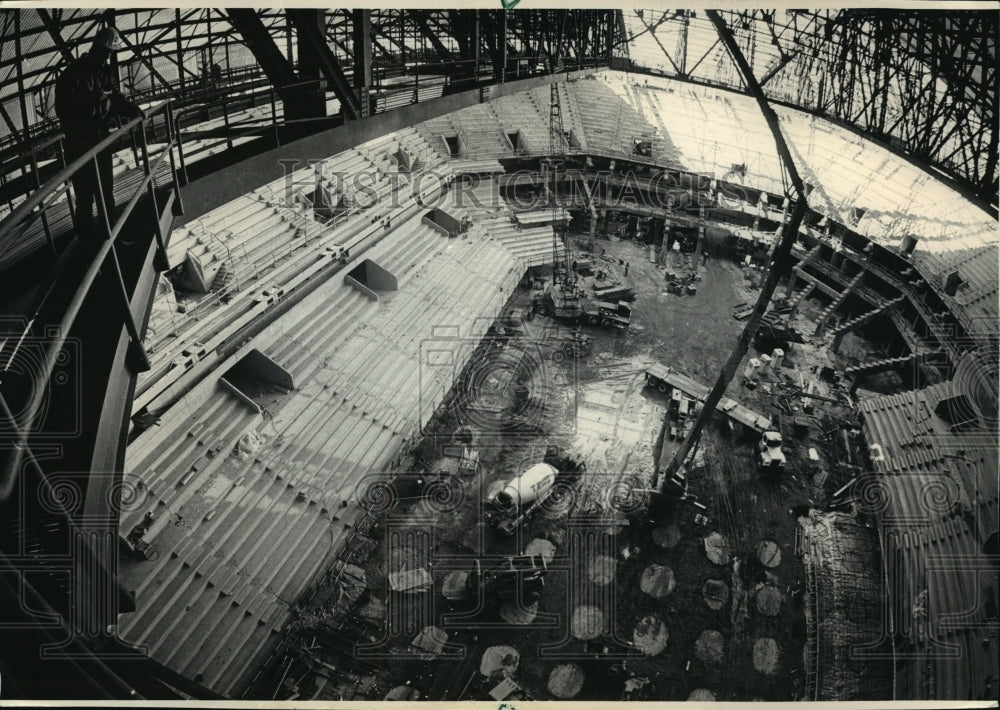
[0,99,182,500]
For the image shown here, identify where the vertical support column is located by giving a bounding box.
[295,8,325,115]
[499,10,508,84]
[175,9,185,95]
[606,10,616,61]
[786,266,798,297]
[474,11,481,88]
[658,216,669,266]
[353,9,372,118]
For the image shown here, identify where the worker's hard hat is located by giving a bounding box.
[93,27,121,51]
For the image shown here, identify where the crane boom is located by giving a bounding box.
[548,69,568,285]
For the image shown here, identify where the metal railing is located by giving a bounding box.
[0,99,182,502]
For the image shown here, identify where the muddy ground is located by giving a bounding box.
[280,231,869,701]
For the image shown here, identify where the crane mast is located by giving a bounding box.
[548,75,568,287]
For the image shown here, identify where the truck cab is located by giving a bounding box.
[487,462,558,534]
[757,430,786,471]
[584,300,632,328]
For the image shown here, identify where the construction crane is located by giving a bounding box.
[547,61,570,288]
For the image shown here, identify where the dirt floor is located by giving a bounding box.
[273,229,872,702]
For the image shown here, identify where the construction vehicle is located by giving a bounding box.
[757,430,786,471]
[584,299,632,328]
[435,446,481,478]
[531,287,632,328]
[552,330,591,362]
[665,271,697,296]
[486,462,558,534]
[470,554,548,603]
[592,283,636,302]
[442,554,548,611]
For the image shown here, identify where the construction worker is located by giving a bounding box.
[55,27,144,248]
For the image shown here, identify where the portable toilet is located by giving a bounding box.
[759,353,773,375]
[744,358,761,381]
[771,348,784,370]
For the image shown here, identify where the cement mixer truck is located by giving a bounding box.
[486,462,558,534]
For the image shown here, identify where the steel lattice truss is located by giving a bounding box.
[622,9,998,204]
[0,8,995,203]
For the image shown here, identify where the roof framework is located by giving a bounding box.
[0,8,995,203]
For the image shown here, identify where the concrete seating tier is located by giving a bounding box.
[416,115,459,156]
[493,91,549,154]
[911,245,999,340]
[481,218,564,265]
[312,225,518,437]
[451,104,511,157]
[568,79,670,159]
[137,215,346,403]
[393,126,451,171]
[138,146,443,410]
[557,81,588,151]
[602,73,996,251]
[364,220,443,284]
[124,179,521,696]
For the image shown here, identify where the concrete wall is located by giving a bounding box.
[347,258,398,292]
[424,207,462,235]
[226,349,295,391]
[178,69,598,226]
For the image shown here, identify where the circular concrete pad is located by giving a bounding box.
[755,584,783,617]
[412,626,448,655]
[632,615,669,656]
[753,638,780,675]
[588,555,616,586]
[652,523,681,549]
[694,630,725,664]
[480,645,520,678]
[571,605,604,640]
[639,564,676,598]
[688,689,716,701]
[703,532,732,565]
[443,571,469,601]
[500,600,538,625]
[757,539,782,568]
[702,579,729,611]
[548,663,585,698]
[525,538,557,565]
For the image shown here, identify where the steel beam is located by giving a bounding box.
[353,10,372,117]
[36,9,76,64]
[226,8,325,120]
[408,10,451,61]
[114,25,176,96]
[658,10,808,489]
[288,9,361,119]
